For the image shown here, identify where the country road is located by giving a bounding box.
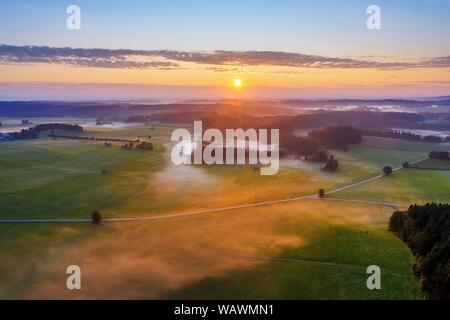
[0,158,426,224]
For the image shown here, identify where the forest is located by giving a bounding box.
[389,203,450,300]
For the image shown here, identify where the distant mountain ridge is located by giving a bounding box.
[1,98,449,118]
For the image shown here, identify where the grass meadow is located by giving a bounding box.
[0,124,448,299]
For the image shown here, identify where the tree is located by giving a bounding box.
[91,210,102,224]
[389,211,406,232]
[383,166,393,176]
[318,189,325,198]
[402,161,410,168]
[322,155,339,172]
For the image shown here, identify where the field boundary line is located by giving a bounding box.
[200,245,411,276]
[318,197,406,209]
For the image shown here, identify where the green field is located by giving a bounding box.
[0,131,401,219]
[0,200,420,299]
[0,125,448,299]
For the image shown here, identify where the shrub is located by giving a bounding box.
[318,189,325,198]
[383,166,393,176]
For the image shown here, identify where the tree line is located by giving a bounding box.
[280,126,362,155]
[389,203,450,300]
[12,123,83,139]
[362,129,448,143]
[49,134,139,143]
[429,151,450,160]
[279,126,362,172]
[122,141,154,151]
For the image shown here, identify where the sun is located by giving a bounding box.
[233,78,242,88]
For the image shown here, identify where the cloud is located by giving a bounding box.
[0,45,180,69]
[0,44,449,70]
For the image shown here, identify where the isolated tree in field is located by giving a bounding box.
[91,210,102,224]
[402,161,410,168]
[318,189,325,198]
[383,166,393,176]
[322,155,339,172]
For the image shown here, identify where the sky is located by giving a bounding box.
[0,0,449,100]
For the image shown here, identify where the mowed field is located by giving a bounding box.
[0,123,448,299]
